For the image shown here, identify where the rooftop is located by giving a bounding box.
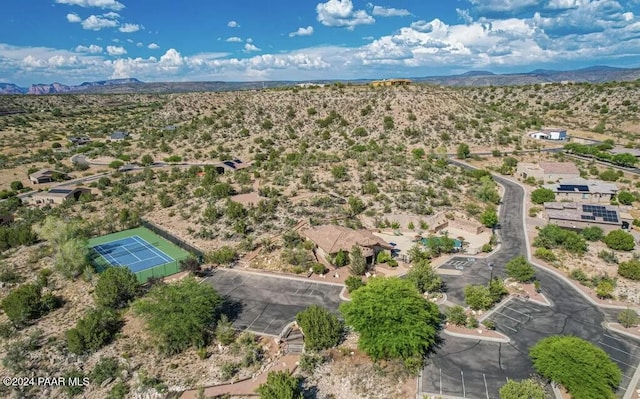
[538,162,580,175]
[543,178,618,195]
[302,225,392,255]
[545,202,621,225]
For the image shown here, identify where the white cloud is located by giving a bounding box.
[289,26,314,37]
[227,20,239,28]
[102,11,119,19]
[81,14,118,30]
[246,38,253,43]
[66,13,82,23]
[147,43,160,50]
[468,0,540,13]
[316,0,375,29]
[370,5,411,17]
[119,23,140,33]
[55,0,124,11]
[75,44,103,53]
[244,43,261,52]
[137,42,143,47]
[226,36,243,42]
[106,45,127,56]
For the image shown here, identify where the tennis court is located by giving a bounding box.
[88,226,191,282]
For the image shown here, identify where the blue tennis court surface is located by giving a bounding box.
[92,235,174,272]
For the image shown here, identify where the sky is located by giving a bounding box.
[2,0,640,85]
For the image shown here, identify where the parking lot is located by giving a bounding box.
[438,256,477,272]
[204,268,343,336]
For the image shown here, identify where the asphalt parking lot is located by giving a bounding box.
[204,268,343,336]
[438,256,477,271]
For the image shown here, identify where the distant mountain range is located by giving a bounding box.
[1,65,639,95]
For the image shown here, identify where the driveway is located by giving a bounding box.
[421,162,640,398]
[203,269,343,337]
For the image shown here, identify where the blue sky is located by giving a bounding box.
[1,0,640,85]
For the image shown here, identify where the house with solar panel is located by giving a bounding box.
[544,202,630,232]
[543,178,618,204]
[26,187,92,206]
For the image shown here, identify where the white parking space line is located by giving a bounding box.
[494,310,525,324]
[604,333,640,350]
[502,305,531,318]
[598,341,640,360]
[483,373,489,399]
[461,370,466,398]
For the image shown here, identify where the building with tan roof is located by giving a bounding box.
[302,225,392,265]
[516,162,580,182]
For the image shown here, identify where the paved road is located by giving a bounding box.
[421,161,640,399]
[203,268,343,337]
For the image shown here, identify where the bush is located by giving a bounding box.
[533,224,587,254]
[466,316,479,329]
[344,276,365,293]
[446,305,467,326]
[530,188,555,204]
[256,371,303,399]
[581,226,604,241]
[499,379,546,399]
[215,314,236,345]
[618,309,640,328]
[206,246,238,265]
[1,283,46,326]
[505,256,535,282]
[9,181,23,191]
[334,249,349,267]
[63,369,87,397]
[482,320,496,330]
[296,305,343,351]
[480,208,498,228]
[618,259,640,280]
[90,357,120,385]
[598,250,618,264]
[534,248,557,262]
[299,352,324,374]
[66,308,121,354]
[570,268,590,285]
[94,267,140,310]
[405,259,442,294]
[617,191,634,205]
[464,285,493,310]
[596,280,615,299]
[604,230,635,251]
[312,262,326,275]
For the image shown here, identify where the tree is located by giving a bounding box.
[57,238,90,279]
[488,278,508,302]
[618,309,640,328]
[603,230,635,251]
[66,308,120,354]
[10,181,23,191]
[349,245,367,276]
[456,143,471,159]
[405,259,442,294]
[1,283,44,326]
[480,208,498,228]
[255,371,303,399]
[499,379,546,399]
[618,259,640,280]
[296,305,342,351]
[581,226,604,241]
[33,216,89,279]
[529,335,621,399]
[612,153,637,168]
[179,257,201,273]
[333,249,349,267]
[617,191,635,205]
[133,277,223,355]
[109,160,124,169]
[206,246,237,265]
[340,277,441,370]
[464,285,493,310]
[505,256,535,282]
[215,314,236,345]
[94,267,140,310]
[530,188,555,204]
[533,224,587,255]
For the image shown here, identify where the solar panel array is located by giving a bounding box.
[581,204,619,223]
[558,184,589,192]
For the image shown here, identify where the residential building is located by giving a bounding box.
[68,136,91,145]
[544,202,628,232]
[26,187,91,206]
[529,127,567,140]
[28,169,68,184]
[110,131,130,140]
[516,162,580,182]
[370,79,412,87]
[302,225,393,265]
[543,178,618,203]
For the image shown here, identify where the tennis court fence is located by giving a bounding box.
[140,219,204,263]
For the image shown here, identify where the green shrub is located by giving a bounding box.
[296,305,343,351]
[570,268,590,285]
[618,309,640,328]
[446,305,467,326]
[581,226,604,241]
[206,246,238,265]
[312,262,326,275]
[345,276,365,293]
[66,308,121,354]
[505,256,535,282]
[90,357,120,385]
[534,248,556,262]
[604,230,635,251]
[94,266,140,310]
[618,259,640,280]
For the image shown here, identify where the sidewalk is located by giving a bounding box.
[179,354,300,399]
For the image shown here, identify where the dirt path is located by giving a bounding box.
[179,354,300,399]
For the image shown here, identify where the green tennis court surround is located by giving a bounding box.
[88,226,191,283]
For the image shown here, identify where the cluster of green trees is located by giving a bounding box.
[1,281,61,327]
[533,224,587,255]
[33,216,91,279]
[564,142,638,167]
[464,279,508,310]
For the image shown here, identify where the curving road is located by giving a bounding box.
[419,161,640,399]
